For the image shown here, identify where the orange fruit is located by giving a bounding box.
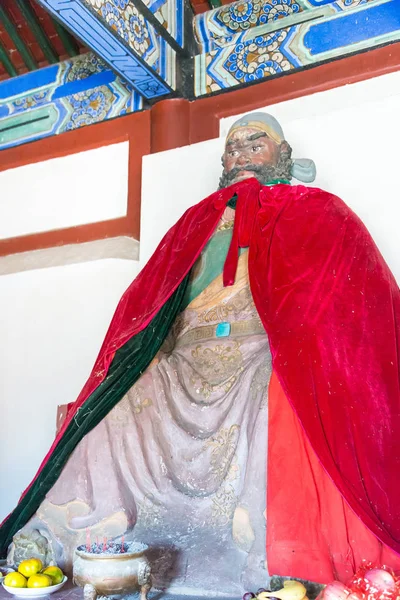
[18,559,43,578]
[42,566,64,585]
[4,572,27,588]
[27,574,52,588]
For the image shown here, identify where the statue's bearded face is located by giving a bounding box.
[219,126,292,189]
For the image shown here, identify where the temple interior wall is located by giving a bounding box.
[0,260,139,521]
[0,142,130,239]
[1,69,400,522]
[0,142,138,521]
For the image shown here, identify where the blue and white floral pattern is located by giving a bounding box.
[100,2,129,42]
[259,0,300,23]
[112,0,130,9]
[86,0,154,59]
[82,0,175,89]
[12,91,50,113]
[335,0,367,8]
[65,53,108,82]
[124,4,151,55]
[220,2,262,30]
[224,31,291,83]
[65,87,115,130]
[212,0,301,35]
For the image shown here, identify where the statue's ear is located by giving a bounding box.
[280,140,291,155]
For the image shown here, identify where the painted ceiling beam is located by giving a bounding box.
[194,0,400,96]
[35,0,177,100]
[0,52,143,150]
[138,0,189,51]
[133,0,189,56]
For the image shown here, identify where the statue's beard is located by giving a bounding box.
[218,144,293,189]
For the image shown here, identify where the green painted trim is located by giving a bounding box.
[51,18,80,57]
[208,0,223,8]
[16,0,59,64]
[0,5,38,71]
[266,179,291,185]
[182,227,234,309]
[0,105,60,146]
[0,39,18,77]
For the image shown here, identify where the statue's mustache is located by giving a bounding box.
[226,165,266,179]
[219,163,279,190]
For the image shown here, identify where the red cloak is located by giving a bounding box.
[3,179,400,580]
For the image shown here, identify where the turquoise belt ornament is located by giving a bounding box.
[174,319,265,348]
[216,322,231,337]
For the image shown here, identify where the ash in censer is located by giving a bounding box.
[77,542,147,555]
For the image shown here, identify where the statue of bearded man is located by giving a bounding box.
[2,113,400,597]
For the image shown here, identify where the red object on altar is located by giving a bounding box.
[319,562,400,600]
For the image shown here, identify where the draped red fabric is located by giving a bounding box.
[267,373,400,582]
[248,183,400,555]
[223,178,260,285]
[5,179,400,569]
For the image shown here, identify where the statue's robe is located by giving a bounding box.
[29,247,272,594]
[1,179,400,588]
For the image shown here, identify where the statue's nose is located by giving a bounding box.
[237,153,250,165]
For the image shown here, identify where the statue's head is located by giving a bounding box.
[219,112,316,189]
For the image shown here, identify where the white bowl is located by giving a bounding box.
[2,576,67,598]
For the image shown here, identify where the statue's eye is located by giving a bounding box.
[228,150,239,158]
[252,145,261,153]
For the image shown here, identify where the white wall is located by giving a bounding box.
[0,140,137,522]
[141,137,224,263]
[142,70,400,282]
[0,142,129,239]
[0,259,139,520]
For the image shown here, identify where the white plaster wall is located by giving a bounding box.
[142,70,400,282]
[0,142,129,239]
[0,139,138,522]
[0,259,140,521]
[141,137,224,263]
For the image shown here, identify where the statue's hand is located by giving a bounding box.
[232,506,255,552]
